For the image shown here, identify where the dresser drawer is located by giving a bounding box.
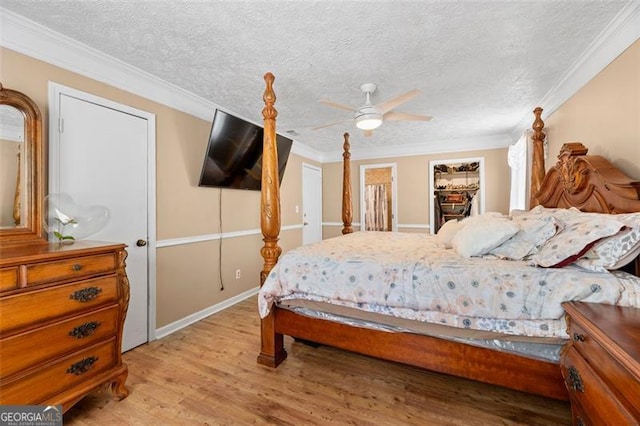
[0,275,119,334]
[569,320,640,415]
[26,253,117,286]
[0,339,117,405]
[561,346,636,425]
[0,267,19,292]
[0,305,119,378]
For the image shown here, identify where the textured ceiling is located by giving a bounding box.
[0,1,630,154]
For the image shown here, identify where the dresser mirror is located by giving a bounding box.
[0,83,45,247]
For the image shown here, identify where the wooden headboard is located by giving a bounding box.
[529,108,640,214]
[535,142,640,214]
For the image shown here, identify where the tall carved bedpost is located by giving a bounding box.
[341,133,353,234]
[257,72,287,367]
[529,107,546,208]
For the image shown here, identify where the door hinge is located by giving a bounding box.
[58,118,64,133]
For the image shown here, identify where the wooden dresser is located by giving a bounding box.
[560,302,640,425]
[0,241,130,412]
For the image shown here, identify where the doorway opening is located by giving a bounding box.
[360,163,398,232]
[429,157,484,234]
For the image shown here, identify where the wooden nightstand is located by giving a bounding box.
[560,302,640,425]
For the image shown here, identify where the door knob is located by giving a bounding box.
[303,222,309,226]
[136,239,147,247]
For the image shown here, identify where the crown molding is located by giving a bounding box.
[509,0,640,140]
[1,7,320,157]
[322,134,512,163]
[291,140,325,163]
[0,7,219,122]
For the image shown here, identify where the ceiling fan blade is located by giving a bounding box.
[363,129,373,137]
[311,119,352,131]
[318,99,356,112]
[375,89,421,114]
[384,112,433,122]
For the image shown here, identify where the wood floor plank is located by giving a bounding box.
[64,296,571,425]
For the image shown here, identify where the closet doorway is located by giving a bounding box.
[360,163,398,232]
[429,157,484,234]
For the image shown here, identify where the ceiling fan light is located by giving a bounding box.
[355,113,383,130]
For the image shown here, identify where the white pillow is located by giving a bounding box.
[490,214,560,260]
[452,216,520,257]
[436,219,465,248]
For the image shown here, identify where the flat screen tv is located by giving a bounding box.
[198,110,293,190]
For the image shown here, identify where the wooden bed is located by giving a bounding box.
[255,73,640,401]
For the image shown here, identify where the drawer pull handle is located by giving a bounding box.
[573,333,585,342]
[567,366,585,393]
[66,356,99,375]
[72,264,82,271]
[69,321,102,339]
[70,287,102,302]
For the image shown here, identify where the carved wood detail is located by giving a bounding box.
[341,133,353,235]
[536,142,640,213]
[259,72,282,286]
[258,73,287,367]
[529,107,546,208]
[557,143,590,195]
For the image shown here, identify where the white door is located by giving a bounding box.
[50,86,154,352]
[302,163,322,244]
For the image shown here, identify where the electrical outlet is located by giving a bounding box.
[295,205,299,213]
[235,269,241,279]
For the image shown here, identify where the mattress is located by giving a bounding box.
[259,232,640,338]
[279,299,565,362]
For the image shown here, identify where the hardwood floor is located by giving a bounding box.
[64,296,571,425]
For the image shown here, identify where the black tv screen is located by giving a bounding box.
[198,110,293,190]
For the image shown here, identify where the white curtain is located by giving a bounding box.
[365,184,389,231]
[508,131,529,212]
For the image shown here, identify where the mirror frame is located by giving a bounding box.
[0,83,45,248]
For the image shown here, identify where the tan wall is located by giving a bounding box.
[1,47,304,328]
[545,40,640,178]
[322,147,510,235]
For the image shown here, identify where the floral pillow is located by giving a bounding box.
[574,212,640,272]
[490,214,560,260]
[530,212,625,268]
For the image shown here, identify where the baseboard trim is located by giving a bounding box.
[154,287,259,340]
[398,224,430,229]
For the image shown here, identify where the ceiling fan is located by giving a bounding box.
[313,83,432,136]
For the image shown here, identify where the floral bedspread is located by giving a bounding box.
[258,232,640,338]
